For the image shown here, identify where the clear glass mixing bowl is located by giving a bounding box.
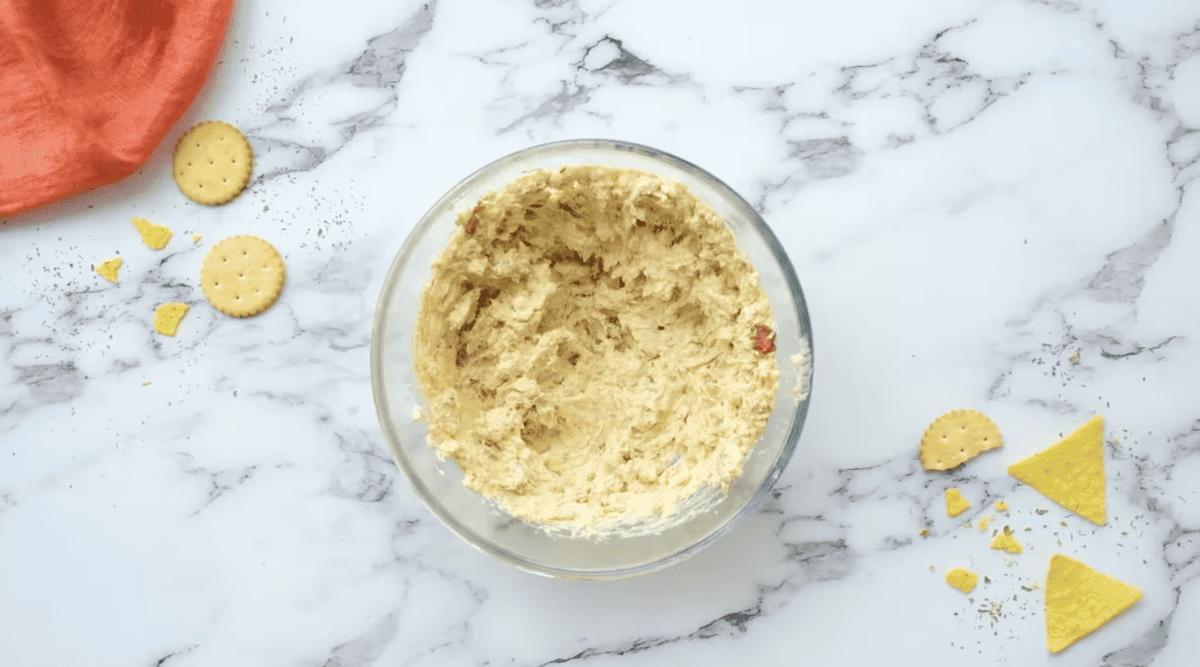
[371,139,813,580]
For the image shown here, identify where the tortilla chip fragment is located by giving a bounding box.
[995,500,1009,512]
[977,516,992,531]
[131,217,172,249]
[945,488,971,517]
[192,233,203,244]
[1045,554,1141,653]
[1008,415,1106,525]
[920,409,1003,471]
[990,526,1023,554]
[946,568,978,593]
[154,303,189,336]
[95,257,122,283]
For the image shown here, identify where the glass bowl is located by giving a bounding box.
[371,139,813,580]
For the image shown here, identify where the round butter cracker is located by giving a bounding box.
[200,236,285,317]
[920,408,1003,471]
[173,121,253,205]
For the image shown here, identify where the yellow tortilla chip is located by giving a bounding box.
[945,568,978,593]
[1046,554,1141,653]
[995,500,1009,511]
[989,526,1023,554]
[945,488,970,517]
[977,516,992,531]
[920,409,1003,471]
[1008,415,1105,524]
[95,257,122,283]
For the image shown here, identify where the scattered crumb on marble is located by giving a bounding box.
[142,381,151,386]
[977,516,992,531]
[1068,350,1081,365]
[994,500,1008,512]
[1036,508,1049,515]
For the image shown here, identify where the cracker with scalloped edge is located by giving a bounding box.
[173,121,253,205]
[1008,415,1105,525]
[200,235,285,317]
[1046,554,1141,653]
[920,409,1003,471]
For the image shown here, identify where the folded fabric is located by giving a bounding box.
[0,0,234,219]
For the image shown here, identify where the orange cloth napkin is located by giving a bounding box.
[0,0,234,218]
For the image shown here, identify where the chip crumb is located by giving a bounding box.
[990,526,1024,554]
[95,257,123,283]
[977,515,992,531]
[920,409,1003,471]
[946,568,979,593]
[192,233,203,244]
[1068,350,1081,365]
[946,488,971,517]
[141,381,151,386]
[920,528,930,539]
[995,500,1009,512]
[411,405,423,422]
[153,302,190,336]
[131,217,173,249]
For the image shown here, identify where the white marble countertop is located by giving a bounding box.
[3,0,1199,664]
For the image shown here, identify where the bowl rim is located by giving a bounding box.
[370,138,813,579]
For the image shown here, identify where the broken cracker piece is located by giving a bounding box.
[990,526,1023,554]
[1008,415,1105,525]
[946,568,978,593]
[1046,554,1141,653]
[154,303,189,336]
[131,217,173,249]
[945,488,971,517]
[95,257,123,283]
[920,409,1003,471]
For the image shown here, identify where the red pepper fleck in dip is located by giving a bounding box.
[466,204,483,235]
[753,325,776,353]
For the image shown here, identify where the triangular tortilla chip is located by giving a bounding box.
[1045,554,1141,653]
[1007,415,1105,524]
